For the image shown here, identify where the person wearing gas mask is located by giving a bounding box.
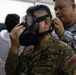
[52,0,76,51]
[5,5,76,75]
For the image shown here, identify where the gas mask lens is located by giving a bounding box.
[26,14,34,26]
[20,14,34,27]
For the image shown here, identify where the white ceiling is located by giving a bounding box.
[38,0,54,4]
[12,0,54,4]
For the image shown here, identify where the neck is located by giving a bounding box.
[38,33,52,46]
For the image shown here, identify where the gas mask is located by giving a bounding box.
[19,13,52,46]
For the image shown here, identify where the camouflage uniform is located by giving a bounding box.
[5,37,76,75]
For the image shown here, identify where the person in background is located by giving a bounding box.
[53,0,76,51]
[0,13,24,75]
[5,5,76,75]
[0,23,6,31]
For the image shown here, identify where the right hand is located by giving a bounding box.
[52,17,64,38]
[9,24,25,54]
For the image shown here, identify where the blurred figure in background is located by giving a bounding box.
[0,23,6,32]
[0,13,24,75]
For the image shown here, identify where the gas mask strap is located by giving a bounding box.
[38,28,53,37]
[36,14,51,22]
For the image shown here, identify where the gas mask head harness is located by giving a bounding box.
[19,5,52,46]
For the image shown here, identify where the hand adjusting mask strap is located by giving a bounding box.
[19,13,52,46]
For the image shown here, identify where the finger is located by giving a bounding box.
[17,27,25,37]
[15,26,25,32]
[10,26,25,39]
[54,24,59,30]
[53,17,61,24]
[11,25,25,34]
[12,24,20,30]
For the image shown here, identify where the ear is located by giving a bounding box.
[45,17,51,26]
[72,3,76,10]
[44,18,49,29]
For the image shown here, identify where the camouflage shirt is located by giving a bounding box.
[5,37,76,75]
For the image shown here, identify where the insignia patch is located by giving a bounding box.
[68,59,76,69]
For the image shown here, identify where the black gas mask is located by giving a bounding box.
[19,13,52,46]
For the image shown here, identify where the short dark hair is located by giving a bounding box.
[5,14,20,32]
[26,5,52,19]
[53,0,75,3]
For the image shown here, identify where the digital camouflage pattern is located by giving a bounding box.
[5,37,76,75]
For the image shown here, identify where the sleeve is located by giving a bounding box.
[60,30,76,50]
[64,54,76,75]
[5,50,19,75]
[61,45,76,75]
